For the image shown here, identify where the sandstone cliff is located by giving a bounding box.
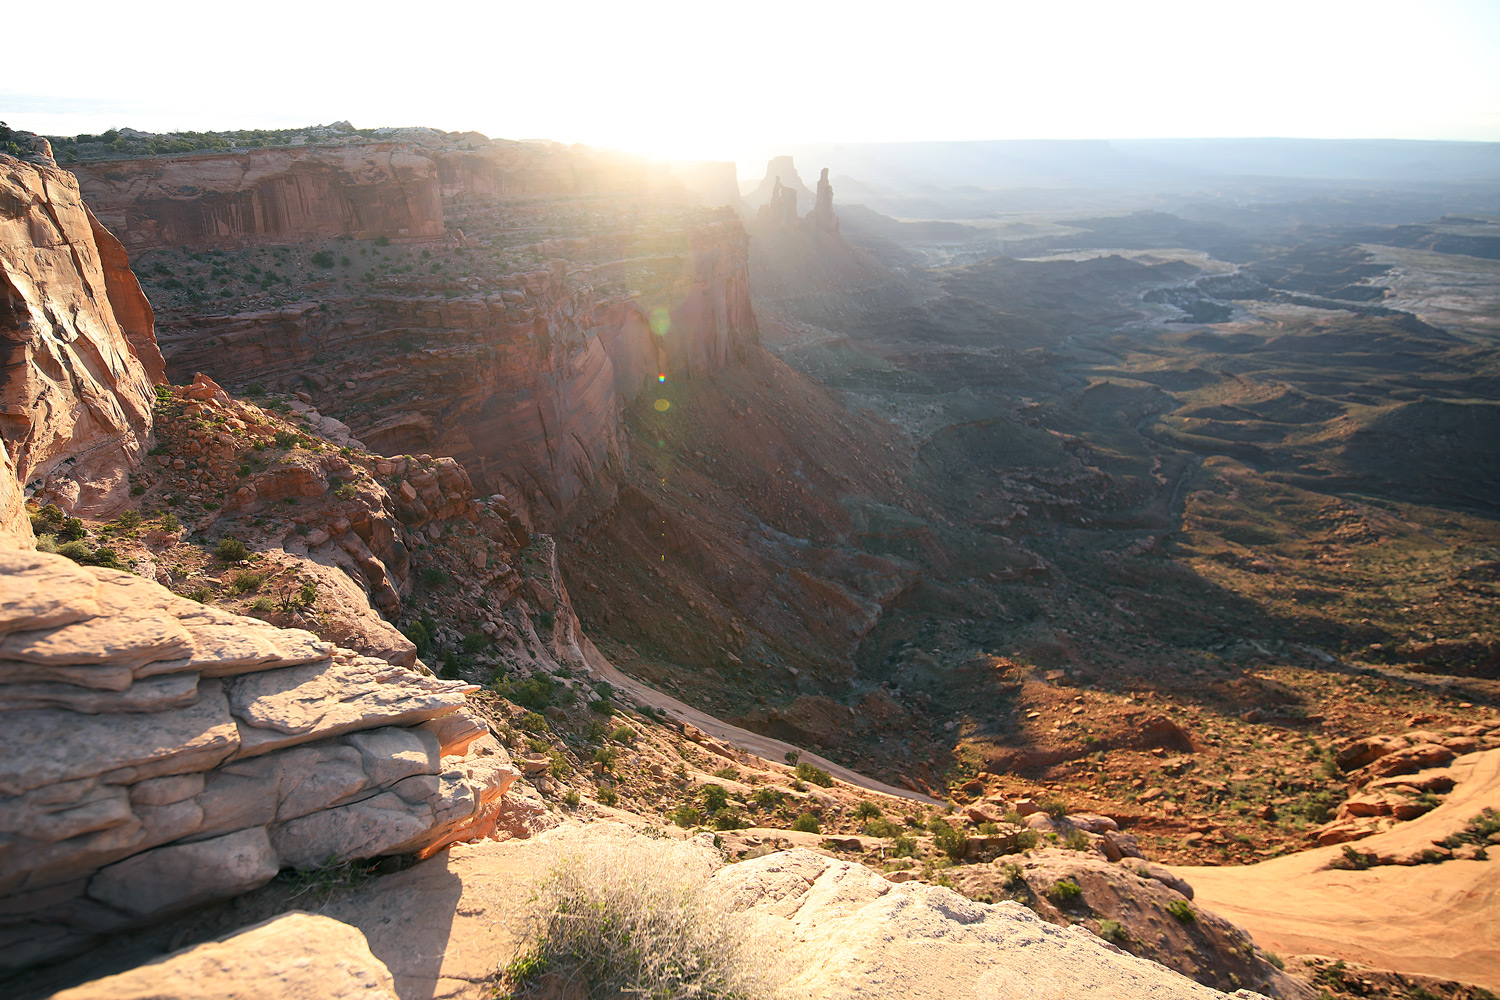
[154,216,756,526]
[69,145,446,251]
[1,149,158,547]
[0,549,522,975]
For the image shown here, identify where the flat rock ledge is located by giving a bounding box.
[0,551,521,974]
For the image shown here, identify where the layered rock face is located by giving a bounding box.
[0,550,520,973]
[69,145,446,251]
[1,150,159,546]
[154,215,755,525]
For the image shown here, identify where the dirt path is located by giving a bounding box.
[1170,750,1500,991]
[576,632,944,807]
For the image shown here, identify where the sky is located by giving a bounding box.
[5,0,1498,174]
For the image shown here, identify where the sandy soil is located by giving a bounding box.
[1172,750,1500,991]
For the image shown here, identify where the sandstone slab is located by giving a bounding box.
[87,827,280,918]
[50,912,399,1000]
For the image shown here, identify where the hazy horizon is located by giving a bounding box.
[6,0,1500,174]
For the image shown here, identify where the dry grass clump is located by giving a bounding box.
[500,826,780,999]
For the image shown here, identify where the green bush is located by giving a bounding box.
[670,805,703,828]
[928,817,968,861]
[500,828,775,999]
[863,817,901,839]
[1064,828,1092,852]
[215,537,248,561]
[609,725,635,744]
[159,512,180,532]
[702,785,729,813]
[712,810,748,831]
[461,631,489,653]
[57,540,90,563]
[1166,899,1195,923]
[60,517,86,541]
[309,251,335,268]
[753,788,783,810]
[116,509,143,529]
[519,711,549,732]
[1097,919,1127,944]
[1037,795,1068,820]
[495,676,557,711]
[853,801,883,820]
[229,571,267,594]
[1049,879,1082,902]
[891,835,917,857]
[790,812,820,834]
[1015,829,1040,850]
[403,620,432,657]
[795,762,834,788]
[589,699,615,715]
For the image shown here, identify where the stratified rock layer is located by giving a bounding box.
[0,551,520,974]
[1,152,158,545]
[69,146,445,250]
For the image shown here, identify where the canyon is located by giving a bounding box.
[2,124,1498,1000]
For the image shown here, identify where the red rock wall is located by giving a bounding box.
[68,146,445,251]
[0,153,158,546]
[158,221,756,526]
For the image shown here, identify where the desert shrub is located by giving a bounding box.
[229,571,267,594]
[752,788,783,810]
[563,789,581,807]
[713,766,740,781]
[1097,919,1127,944]
[403,620,432,657]
[500,828,778,999]
[296,581,318,606]
[186,586,211,603]
[670,805,703,828]
[790,812,821,834]
[250,596,275,615]
[863,817,900,839]
[159,512,180,532]
[495,676,557,711]
[701,785,729,813]
[215,536,248,561]
[35,534,58,553]
[57,540,90,563]
[891,835,917,857]
[89,547,125,570]
[609,725,635,744]
[32,503,65,529]
[713,810,748,831]
[310,251,335,268]
[853,801,883,820]
[1064,828,1092,852]
[273,429,300,449]
[461,631,489,653]
[795,762,833,787]
[519,711,549,733]
[598,787,618,807]
[999,862,1024,888]
[1264,951,1285,970]
[1037,795,1068,820]
[977,821,1000,835]
[1049,879,1082,902]
[116,509,143,529]
[783,750,800,765]
[1015,829,1040,850]
[593,746,618,769]
[60,517,86,541]
[1166,899,1196,923]
[589,699,614,715]
[928,817,968,861]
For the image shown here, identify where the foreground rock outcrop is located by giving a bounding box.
[50,912,399,1000]
[0,551,521,974]
[1,149,159,546]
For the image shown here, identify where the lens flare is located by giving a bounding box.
[650,307,671,338]
[654,398,670,411]
[657,372,667,382]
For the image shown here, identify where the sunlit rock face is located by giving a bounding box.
[0,549,521,975]
[1,146,158,546]
[69,145,446,251]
